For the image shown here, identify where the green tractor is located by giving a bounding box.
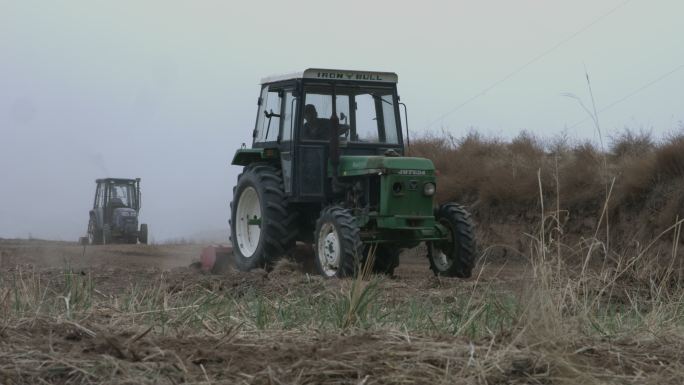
[230,69,476,278]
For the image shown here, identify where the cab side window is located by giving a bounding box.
[254,87,282,143]
[282,91,296,141]
[95,185,104,208]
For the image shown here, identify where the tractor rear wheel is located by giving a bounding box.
[88,218,102,245]
[139,224,148,244]
[314,206,362,278]
[429,203,477,278]
[230,163,297,271]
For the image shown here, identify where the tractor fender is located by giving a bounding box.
[231,148,279,166]
[89,209,104,229]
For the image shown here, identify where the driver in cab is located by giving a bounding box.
[302,104,331,140]
[302,104,349,140]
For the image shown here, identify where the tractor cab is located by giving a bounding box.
[235,69,404,201]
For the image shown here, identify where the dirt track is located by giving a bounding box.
[0,239,198,270]
[0,239,527,296]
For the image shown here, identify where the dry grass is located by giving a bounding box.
[412,127,684,243]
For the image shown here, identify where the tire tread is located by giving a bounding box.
[430,203,477,278]
[230,163,298,271]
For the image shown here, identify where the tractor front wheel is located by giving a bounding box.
[428,203,477,278]
[314,206,362,278]
[139,224,148,244]
[230,163,297,271]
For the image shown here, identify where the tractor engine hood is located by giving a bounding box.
[336,155,435,177]
[113,208,139,233]
[113,207,137,217]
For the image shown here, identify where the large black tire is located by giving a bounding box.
[314,206,362,278]
[230,163,298,271]
[88,218,102,245]
[372,246,401,276]
[139,223,148,244]
[429,203,477,278]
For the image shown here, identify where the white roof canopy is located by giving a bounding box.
[261,68,398,84]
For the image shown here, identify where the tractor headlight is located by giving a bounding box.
[423,182,436,196]
[392,182,403,195]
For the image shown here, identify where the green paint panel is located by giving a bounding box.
[379,173,435,220]
[336,155,434,177]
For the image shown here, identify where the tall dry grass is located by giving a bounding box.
[411,127,684,245]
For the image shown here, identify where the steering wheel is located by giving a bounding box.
[339,124,351,138]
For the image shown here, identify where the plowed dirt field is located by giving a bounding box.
[1,239,682,384]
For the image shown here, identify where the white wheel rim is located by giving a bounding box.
[88,224,94,244]
[317,223,340,277]
[235,186,261,258]
[433,247,452,271]
[433,219,454,271]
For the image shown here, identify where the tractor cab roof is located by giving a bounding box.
[96,178,141,184]
[260,68,398,85]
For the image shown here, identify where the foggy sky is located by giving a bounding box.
[1,0,683,241]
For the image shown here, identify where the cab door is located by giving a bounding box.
[293,88,350,201]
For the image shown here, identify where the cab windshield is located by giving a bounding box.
[301,85,400,144]
[110,183,136,208]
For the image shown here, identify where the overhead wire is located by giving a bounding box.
[567,63,684,129]
[424,0,634,129]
